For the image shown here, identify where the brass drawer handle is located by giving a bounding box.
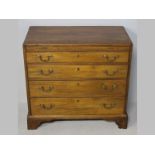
[104,70,118,76]
[40,86,53,92]
[101,84,118,91]
[102,103,117,109]
[39,104,54,110]
[40,69,53,76]
[39,55,53,62]
[103,55,119,62]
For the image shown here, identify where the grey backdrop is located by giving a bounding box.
[0,20,18,134]
[138,20,155,134]
[2,19,155,134]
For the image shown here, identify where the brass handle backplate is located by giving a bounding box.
[104,70,118,76]
[40,69,54,76]
[39,55,53,62]
[101,83,118,91]
[102,103,117,109]
[39,104,54,110]
[103,55,119,62]
[40,86,53,92]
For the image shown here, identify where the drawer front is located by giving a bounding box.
[29,80,126,97]
[26,51,129,63]
[27,64,128,80]
[30,97,125,115]
[25,46,130,52]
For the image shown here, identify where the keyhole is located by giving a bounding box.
[77,54,80,58]
[77,67,80,71]
[76,99,80,102]
[77,82,80,86]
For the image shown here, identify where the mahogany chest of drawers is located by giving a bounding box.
[23,26,132,129]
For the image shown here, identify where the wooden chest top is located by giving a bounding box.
[24,26,132,46]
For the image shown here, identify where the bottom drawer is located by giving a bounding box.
[30,97,125,115]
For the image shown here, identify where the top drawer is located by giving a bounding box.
[26,51,129,63]
[25,45,130,52]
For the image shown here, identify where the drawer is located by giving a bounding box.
[25,45,130,52]
[29,80,126,97]
[27,64,128,80]
[26,51,129,63]
[30,97,125,115]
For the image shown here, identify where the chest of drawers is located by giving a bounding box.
[23,26,132,129]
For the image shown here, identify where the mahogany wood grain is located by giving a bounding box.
[26,51,129,63]
[25,45,130,52]
[30,97,125,115]
[27,64,128,80]
[24,26,132,46]
[29,80,126,97]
